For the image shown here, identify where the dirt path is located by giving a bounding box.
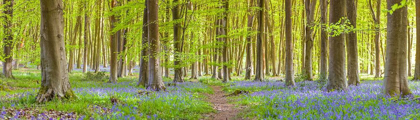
[204,86,241,120]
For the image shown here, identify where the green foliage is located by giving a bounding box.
[82,72,108,82]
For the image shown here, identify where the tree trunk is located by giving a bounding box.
[109,0,118,83]
[347,0,360,86]
[148,0,165,91]
[254,0,264,82]
[285,0,294,86]
[413,0,420,80]
[138,0,149,87]
[384,0,411,97]
[222,0,229,83]
[3,0,13,78]
[83,5,90,73]
[326,0,347,91]
[303,0,316,81]
[245,9,254,80]
[320,0,328,79]
[173,0,184,82]
[36,0,76,103]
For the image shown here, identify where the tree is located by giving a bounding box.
[173,0,184,82]
[326,0,347,91]
[369,0,382,78]
[320,0,328,79]
[285,0,294,86]
[138,0,149,87]
[303,0,316,81]
[222,0,229,83]
[36,0,76,103]
[413,0,420,80]
[384,0,411,97]
[3,0,14,78]
[245,0,254,80]
[347,0,360,85]
[109,0,118,83]
[254,0,264,82]
[148,0,166,91]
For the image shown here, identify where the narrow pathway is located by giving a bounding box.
[205,86,241,120]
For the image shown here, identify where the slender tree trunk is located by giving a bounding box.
[36,0,76,103]
[222,0,229,83]
[285,0,294,86]
[384,0,411,97]
[326,0,347,91]
[413,0,420,80]
[254,0,264,81]
[320,0,328,79]
[138,0,149,87]
[173,0,184,82]
[109,0,118,83]
[3,0,13,78]
[83,5,90,73]
[303,0,316,81]
[347,0,360,86]
[148,0,165,91]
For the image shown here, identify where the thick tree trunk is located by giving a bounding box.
[173,0,183,82]
[347,0,360,86]
[254,0,264,82]
[285,0,294,86]
[3,0,13,78]
[37,0,76,103]
[384,0,411,97]
[413,0,420,80]
[326,0,347,91]
[138,0,148,87]
[148,0,165,91]
[109,0,118,83]
[320,0,328,79]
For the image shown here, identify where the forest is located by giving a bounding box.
[1,0,420,119]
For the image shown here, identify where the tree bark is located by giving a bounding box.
[254,0,264,82]
[303,0,316,81]
[320,0,328,79]
[326,0,347,91]
[109,0,118,83]
[244,0,254,80]
[173,0,184,82]
[148,0,165,91]
[413,0,420,80]
[138,0,149,87]
[285,0,294,86]
[222,0,229,83]
[3,0,13,78]
[346,0,360,86]
[36,0,76,103]
[384,0,411,97]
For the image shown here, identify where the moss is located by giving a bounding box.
[64,89,78,100]
[0,85,11,91]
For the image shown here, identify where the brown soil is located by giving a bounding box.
[204,86,242,120]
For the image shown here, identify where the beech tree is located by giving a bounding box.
[414,0,420,80]
[326,0,347,91]
[109,0,118,83]
[36,0,76,103]
[138,0,149,87]
[173,0,183,82]
[347,0,360,86]
[3,0,14,78]
[254,0,264,82]
[148,0,165,90]
[320,0,328,79]
[384,0,411,97]
[285,0,294,86]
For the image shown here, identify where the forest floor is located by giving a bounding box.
[204,86,241,120]
[4,68,420,119]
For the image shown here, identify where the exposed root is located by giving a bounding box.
[35,87,77,103]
